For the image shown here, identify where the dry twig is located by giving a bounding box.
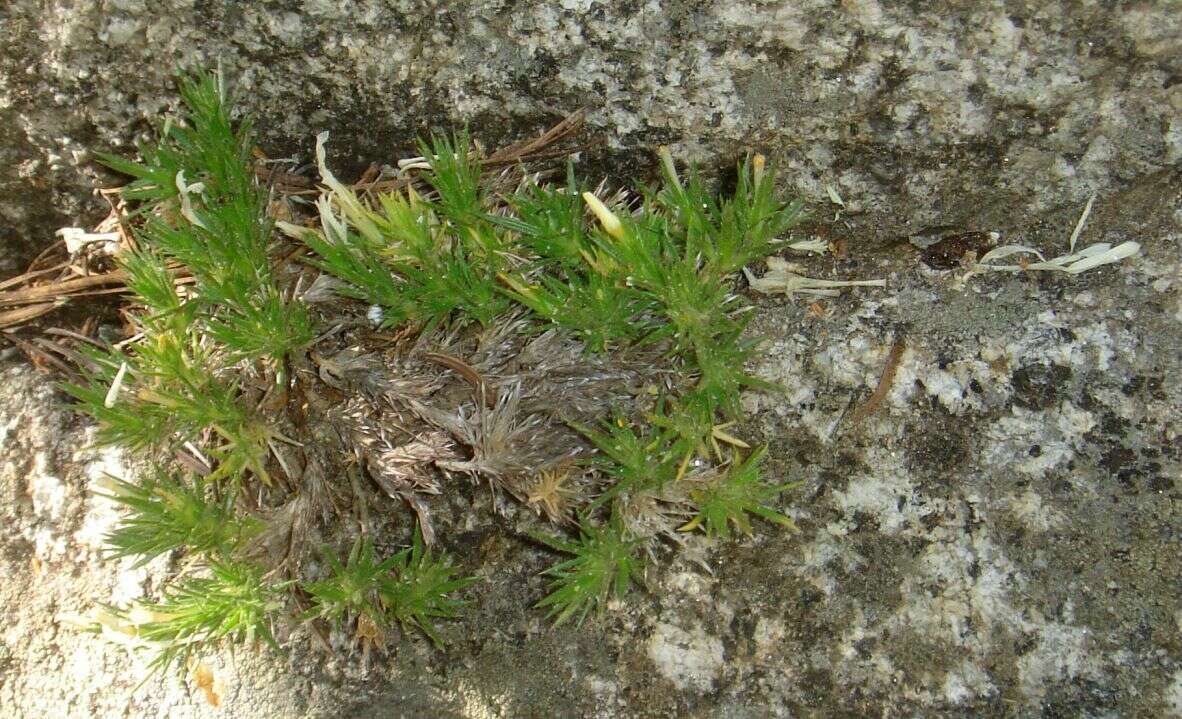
[848,335,906,427]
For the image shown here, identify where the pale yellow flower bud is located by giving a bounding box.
[582,192,625,240]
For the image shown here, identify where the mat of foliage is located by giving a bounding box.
[63,71,805,672]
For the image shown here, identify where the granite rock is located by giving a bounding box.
[1,2,1180,717]
[2,0,1179,271]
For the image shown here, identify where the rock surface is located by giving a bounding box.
[2,0,1179,271]
[1,1,1180,717]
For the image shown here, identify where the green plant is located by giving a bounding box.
[98,472,257,565]
[499,269,650,353]
[63,330,283,485]
[96,73,252,205]
[63,71,476,673]
[532,520,644,626]
[128,561,286,674]
[298,135,806,619]
[378,529,476,646]
[287,131,511,329]
[574,416,678,512]
[302,530,471,648]
[302,538,400,632]
[679,447,799,538]
[66,68,804,669]
[100,72,312,363]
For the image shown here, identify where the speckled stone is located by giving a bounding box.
[1,2,1179,717]
[2,0,1179,272]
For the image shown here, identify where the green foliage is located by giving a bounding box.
[418,132,484,227]
[655,149,804,279]
[303,537,405,631]
[681,447,798,538]
[499,269,649,353]
[120,248,187,323]
[574,417,677,511]
[293,131,510,329]
[67,70,807,665]
[96,73,250,205]
[100,472,256,565]
[497,165,590,268]
[303,123,802,428]
[138,200,312,362]
[101,69,311,362]
[647,391,720,463]
[303,531,474,647]
[293,213,409,323]
[131,561,285,674]
[379,529,476,646]
[68,67,310,488]
[62,349,174,454]
[396,242,511,329]
[647,260,738,350]
[533,520,643,626]
[283,125,806,626]
[692,336,775,419]
[63,332,278,484]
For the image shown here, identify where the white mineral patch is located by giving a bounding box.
[102,17,141,46]
[1055,400,1097,442]
[109,558,151,606]
[584,675,617,702]
[1166,670,1182,718]
[915,362,978,414]
[72,445,129,552]
[844,0,883,28]
[29,454,67,521]
[795,535,846,596]
[814,334,875,388]
[31,526,66,560]
[713,3,809,51]
[1064,322,1118,372]
[830,449,915,536]
[752,617,786,660]
[666,570,711,597]
[750,334,835,440]
[1018,623,1101,700]
[646,621,725,692]
[0,413,14,444]
[446,680,505,719]
[983,406,1082,478]
[943,660,996,704]
[1006,489,1064,532]
[886,347,920,408]
[906,531,1023,641]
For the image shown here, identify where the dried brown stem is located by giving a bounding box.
[423,352,497,408]
[0,270,131,307]
[848,335,906,427]
[485,109,586,166]
[0,302,59,330]
[0,263,70,292]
